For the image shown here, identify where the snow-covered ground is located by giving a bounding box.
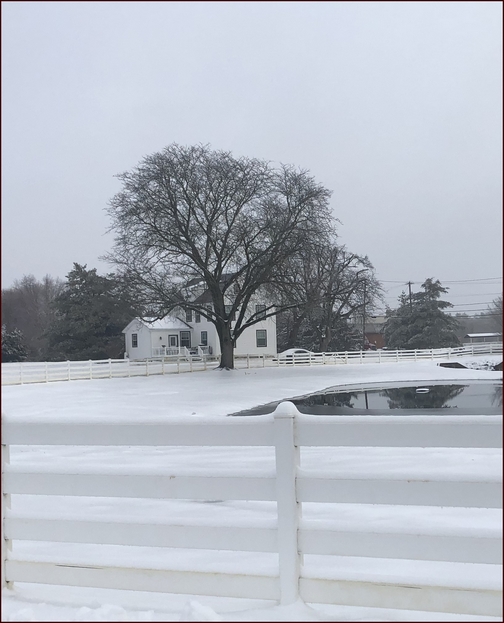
[2,357,502,622]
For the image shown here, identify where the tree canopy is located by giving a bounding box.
[383,278,461,350]
[1,274,63,361]
[46,263,140,360]
[104,143,336,368]
[1,325,27,362]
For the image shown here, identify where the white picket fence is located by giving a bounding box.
[2,403,502,616]
[2,343,502,386]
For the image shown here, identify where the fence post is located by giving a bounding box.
[262,355,265,368]
[162,358,165,375]
[360,350,363,364]
[247,354,250,369]
[45,362,48,383]
[146,360,149,377]
[109,359,112,378]
[414,350,417,362]
[89,360,93,380]
[273,401,300,605]
[2,443,12,589]
[19,363,23,386]
[396,350,399,362]
[431,349,434,361]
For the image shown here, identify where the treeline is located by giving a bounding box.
[2,264,140,362]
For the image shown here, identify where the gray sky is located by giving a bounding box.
[2,1,502,314]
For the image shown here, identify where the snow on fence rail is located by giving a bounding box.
[2,343,502,386]
[2,403,502,616]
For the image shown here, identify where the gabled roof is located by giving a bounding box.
[122,316,192,333]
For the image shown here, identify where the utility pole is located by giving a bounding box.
[362,280,366,351]
[407,281,413,314]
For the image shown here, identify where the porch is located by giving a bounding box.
[152,345,212,360]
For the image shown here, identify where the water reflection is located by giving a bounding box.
[380,385,465,409]
[492,385,502,408]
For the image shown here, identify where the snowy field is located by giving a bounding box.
[2,357,502,622]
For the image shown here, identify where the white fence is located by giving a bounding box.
[2,403,502,616]
[2,343,502,386]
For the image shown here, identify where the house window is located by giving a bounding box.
[195,311,201,323]
[200,331,208,346]
[180,331,191,348]
[224,305,235,321]
[185,310,193,323]
[256,329,267,348]
[255,304,266,320]
[132,333,138,348]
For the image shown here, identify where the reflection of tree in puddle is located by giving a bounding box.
[492,385,502,408]
[380,385,465,409]
[293,392,358,409]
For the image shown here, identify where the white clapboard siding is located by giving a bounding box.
[3,472,276,501]
[2,420,275,446]
[299,577,501,617]
[4,517,278,553]
[5,560,279,600]
[296,475,502,508]
[298,527,502,564]
[296,416,502,448]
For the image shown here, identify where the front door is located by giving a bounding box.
[169,335,178,347]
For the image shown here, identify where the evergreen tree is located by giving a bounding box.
[46,264,140,361]
[1,325,27,362]
[383,278,460,350]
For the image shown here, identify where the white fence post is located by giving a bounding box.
[89,360,93,380]
[247,354,250,369]
[109,359,112,378]
[146,360,149,377]
[45,362,48,383]
[19,363,23,385]
[273,401,300,605]
[2,443,12,589]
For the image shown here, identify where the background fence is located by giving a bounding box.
[2,402,502,616]
[2,343,502,386]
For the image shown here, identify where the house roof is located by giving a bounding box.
[122,316,192,333]
[465,332,502,338]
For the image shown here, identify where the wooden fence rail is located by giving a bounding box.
[2,403,502,616]
[2,343,502,386]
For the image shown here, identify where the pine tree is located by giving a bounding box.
[46,264,140,361]
[384,278,461,350]
[1,325,27,362]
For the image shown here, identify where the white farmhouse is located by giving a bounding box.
[123,302,277,360]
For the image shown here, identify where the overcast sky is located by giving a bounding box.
[2,1,502,314]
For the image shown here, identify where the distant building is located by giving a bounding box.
[463,332,502,344]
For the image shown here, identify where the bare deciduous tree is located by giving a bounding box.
[1,274,63,360]
[274,241,382,352]
[104,144,334,369]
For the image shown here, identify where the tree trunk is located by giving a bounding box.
[219,336,234,369]
[216,321,235,369]
[286,313,306,349]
